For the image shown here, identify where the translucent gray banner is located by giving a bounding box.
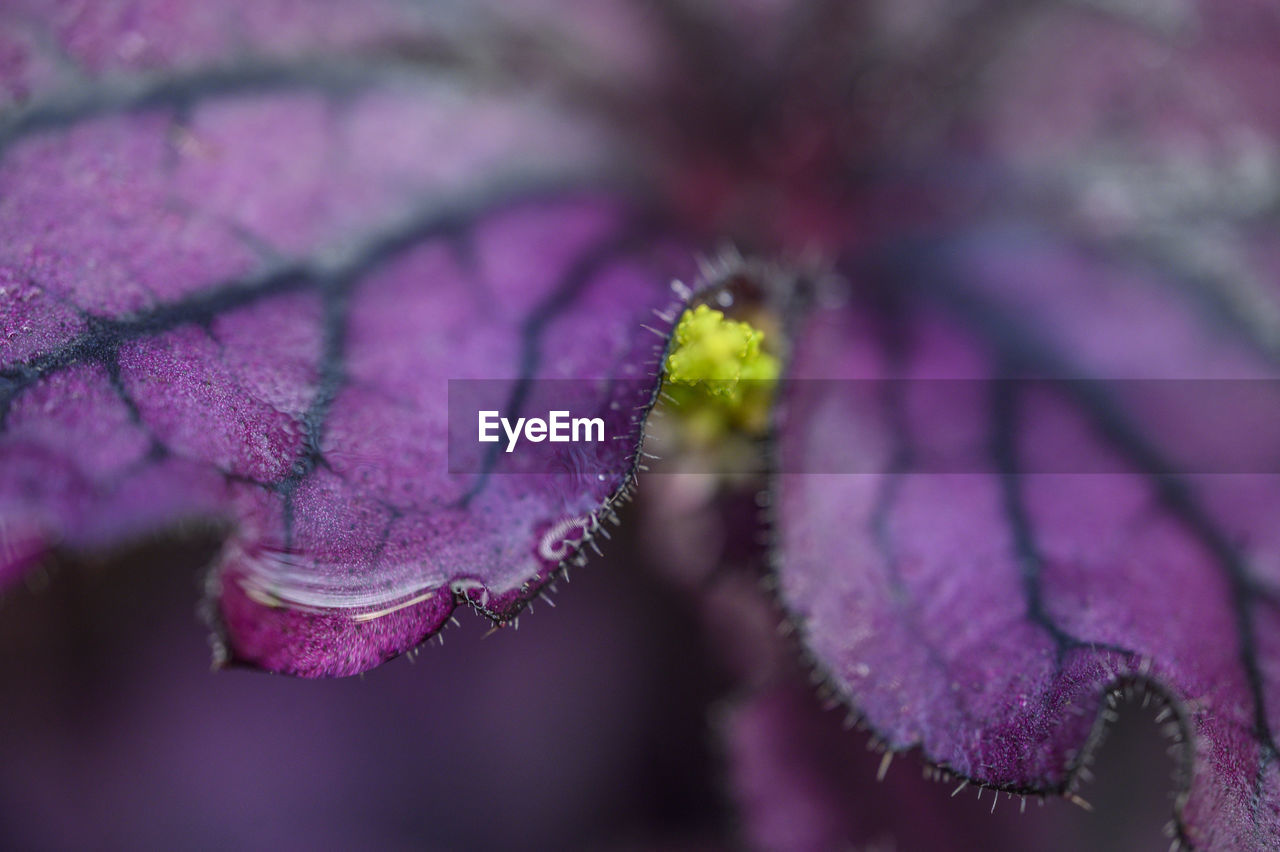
[447,379,1280,475]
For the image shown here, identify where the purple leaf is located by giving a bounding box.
[774,233,1280,848]
[0,5,686,676]
[722,679,1105,852]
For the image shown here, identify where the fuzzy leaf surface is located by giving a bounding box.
[0,1,682,676]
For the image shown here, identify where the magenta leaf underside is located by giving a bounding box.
[774,232,1280,848]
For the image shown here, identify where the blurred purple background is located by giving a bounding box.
[0,511,1181,850]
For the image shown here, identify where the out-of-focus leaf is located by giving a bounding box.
[774,232,1280,848]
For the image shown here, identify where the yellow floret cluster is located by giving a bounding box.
[663,304,780,438]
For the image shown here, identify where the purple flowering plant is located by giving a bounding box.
[2,0,1280,849]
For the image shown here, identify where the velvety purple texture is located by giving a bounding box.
[774,234,1280,848]
[0,2,686,676]
[3,182,678,676]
